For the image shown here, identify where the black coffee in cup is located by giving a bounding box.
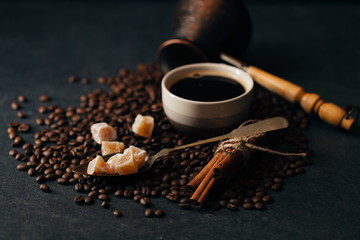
[170,75,245,102]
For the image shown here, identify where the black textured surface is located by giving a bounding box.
[1,1,359,239]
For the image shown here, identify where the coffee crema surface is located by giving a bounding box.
[169,75,245,102]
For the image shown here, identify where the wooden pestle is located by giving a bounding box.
[221,53,356,131]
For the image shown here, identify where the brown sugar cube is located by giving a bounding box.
[131,114,154,138]
[90,122,117,144]
[101,141,125,156]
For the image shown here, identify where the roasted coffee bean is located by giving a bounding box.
[38,106,47,114]
[262,195,272,203]
[227,203,238,210]
[45,173,57,180]
[13,136,24,147]
[255,202,265,210]
[81,78,89,84]
[18,95,27,102]
[17,111,26,118]
[271,183,282,192]
[17,163,27,171]
[74,195,84,204]
[15,153,25,161]
[68,75,78,83]
[36,118,44,125]
[57,178,68,185]
[36,175,46,183]
[101,201,110,209]
[155,209,165,217]
[85,197,94,205]
[40,184,50,192]
[229,198,240,205]
[98,194,109,201]
[39,95,51,102]
[243,203,254,210]
[8,131,17,140]
[295,167,305,174]
[18,123,30,132]
[145,208,154,218]
[140,197,150,206]
[114,189,123,198]
[113,210,123,217]
[133,195,142,202]
[11,102,20,110]
[27,168,36,176]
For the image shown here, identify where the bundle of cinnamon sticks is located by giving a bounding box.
[183,145,252,206]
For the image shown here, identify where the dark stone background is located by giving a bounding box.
[0,1,359,239]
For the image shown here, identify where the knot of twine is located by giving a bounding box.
[215,119,307,158]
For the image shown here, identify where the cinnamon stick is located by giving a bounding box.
[183,151,224,196]
[190,151,242,206]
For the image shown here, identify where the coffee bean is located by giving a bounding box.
[57,178,68,185]
[81,78,89,84]
[36,175,46,183]
[68,75,78,83]
[227,203,238,210]
[39,95,51,102]
[243,203,254,210]
[40,184,50,192]
[98,194,109,201]
[101,201,110,209]
[45,173,57,180]
[17,163,27,171]
[140,197,150,206]
[271,183,282,192]
[262,195,272,203]
[145,208,154,218]
[13,136,24,147]
[113,209,123,217]
[155,209,165,217]
[85,196,94,205]
[18,95,27,102]
[17,111,27,118]
[11,102,20,110]
[255,202,265,210]
[74,195,84,204]
[38,106,47,114]
[295,167,305,174]
[28,168,36,176]
[9,149,17,157]
[15,153,25,161]
[18,123,30,132]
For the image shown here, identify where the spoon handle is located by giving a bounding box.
[150,117,289,163]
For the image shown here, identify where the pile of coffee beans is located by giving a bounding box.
[7,62,313,217]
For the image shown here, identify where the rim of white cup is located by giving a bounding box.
[161,63,254,106]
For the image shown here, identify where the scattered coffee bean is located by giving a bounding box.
[17,163,27,171]
[40,184,50,192]
[74,195,84,205]
[36,175,46,183]
[17,111,27,118]
[140,197,150,206]
[11,102,20,110]
[9,149,18,157]
[81,78,89,84]
[39,95,51,102]
[85,197,94,205]
[18,95,27,102]
[68,75,78,83]
[113,209,123,217]
[155,209,165,217]
[243,203,254,210]
[145,208,154,218]
[101,201,110,209]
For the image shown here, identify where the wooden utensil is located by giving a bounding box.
[221,53,357,132]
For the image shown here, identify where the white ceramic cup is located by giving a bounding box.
[161,63,254,137]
